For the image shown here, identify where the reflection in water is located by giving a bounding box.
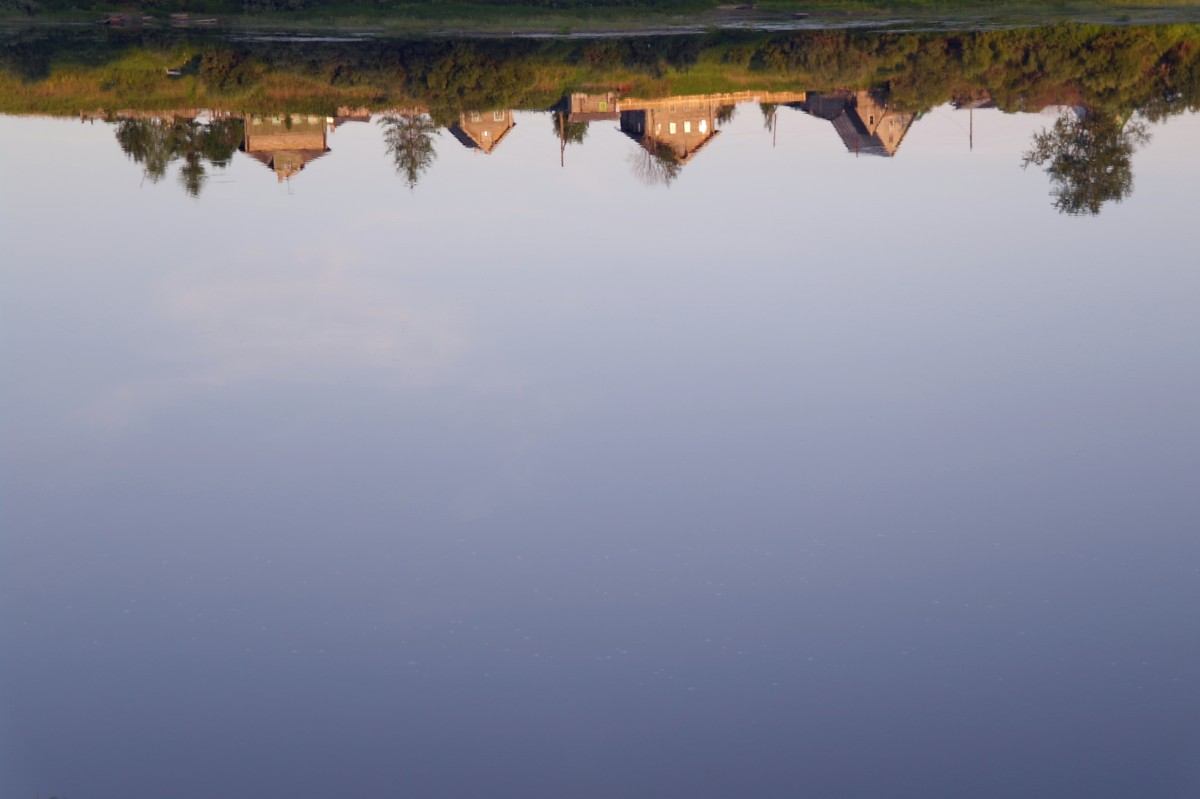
[619,95,720,185]
[796,90,917,157]
[379,111,439,190]
[449,109,517,154]
[93,88,1171,210]
[1022,108,1151,216]
[241,113,330,182]
[551,93,602,166]
[113,113,242,196]
[6,23,1199,209]
[4,25,1200,799]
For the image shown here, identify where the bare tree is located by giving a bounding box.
[628,141,682,187]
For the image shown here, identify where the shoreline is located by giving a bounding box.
[5,3,1200,35]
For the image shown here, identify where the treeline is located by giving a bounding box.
[3,24,1200,122]
[1,0,712,18]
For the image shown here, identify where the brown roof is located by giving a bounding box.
[448,120,516,154]
[243,149,329,181]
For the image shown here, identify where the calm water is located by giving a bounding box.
[2,25,1200,799]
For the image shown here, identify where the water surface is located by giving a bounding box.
[2,25,1200,799]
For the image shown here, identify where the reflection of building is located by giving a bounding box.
[607,91,807,168]
[567,92,620,123]
[241,114,330,181]
[449,110,516,154]
[619,96,721,165]
[331,106,373,129]
[797,90,915,157]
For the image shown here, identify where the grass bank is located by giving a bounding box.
[3,23,1199,120]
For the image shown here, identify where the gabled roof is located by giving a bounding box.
[799,91,914,158]
[618,108,720,165]
[448,119,516,154]
[830,112,891,157]
[243,148,329,180]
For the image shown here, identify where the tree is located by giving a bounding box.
[379,112,440,190]
[759,103,778,133]
[1022,108,1151,216]
[629,140,682,187]
[551,109,588,146]
[113,117,242,197]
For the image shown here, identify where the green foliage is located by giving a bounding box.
[1022,110,1151,214]
[379,111,438,188]
[199,49,259,90]
[552,108,588,144]
[0,0,41,16]
[115,116,243,195]
[3,23,1200,123]
[0,23,1186,207]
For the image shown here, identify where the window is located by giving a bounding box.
[684,121,691,134]
[493,111,506,122]
[470,112,482,122]
[669,122,677,134]
[699,120,707,134]
[598,101,608,112]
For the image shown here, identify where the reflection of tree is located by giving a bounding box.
[114,117,242,197]
[759,103,778,132]
[1021,109,1150,216]
[716,104,737,126]
[551,110,588,146]
[628,140,682,187]
[379,112,439,190]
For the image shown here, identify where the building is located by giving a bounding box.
[797,90,916,157]
[566,92,621,123]
[618,96,722,166]
[448,110,516,154]
[241,114,330,181]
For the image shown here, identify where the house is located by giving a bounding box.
[448,110,516,154]
[241,114,330,181]
[796,90,916,157]
[618,95,722,166]
[566,92,621,123]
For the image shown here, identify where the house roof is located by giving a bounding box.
[243,148,329,180]
[799,92,915,158]
[620,125,721,165]
[448,119,516,154]
[830,112,893,157]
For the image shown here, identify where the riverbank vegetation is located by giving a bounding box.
[3,24,1198,121]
